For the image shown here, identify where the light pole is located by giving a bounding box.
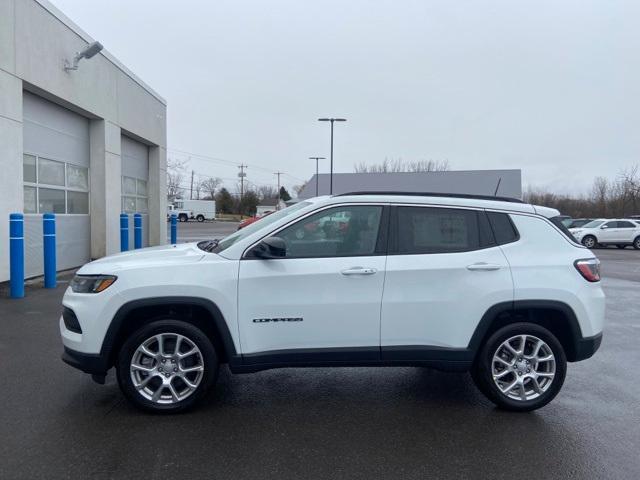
[309,156,325,196]
[318,118,346,194]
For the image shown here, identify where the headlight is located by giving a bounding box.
[70,275,117,293]
[572,229,582,235]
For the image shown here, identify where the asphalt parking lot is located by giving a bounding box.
[1,225,639,479]
[166,219,240,243]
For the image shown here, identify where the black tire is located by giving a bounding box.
[179,214,188,223]
[581,235,597,249]
[471,322,567,412]
[617,244,626,249]
[634,236,640,250]
[116,319,218,413]
[196,214,205,222]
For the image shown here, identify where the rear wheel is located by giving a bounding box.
[634,237,640,250]
[472,323,566,412]
[582,235,597,249]
[116,319,218,413]
[196,214,205,222]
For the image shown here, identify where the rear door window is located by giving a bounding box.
[390,206,495,254]
[617,221,636,229]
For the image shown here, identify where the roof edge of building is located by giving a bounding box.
[34,0,167,106]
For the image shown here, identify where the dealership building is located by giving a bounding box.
[297,170,522,200]
[0,0,167,282]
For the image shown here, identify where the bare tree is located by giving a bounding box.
[257,185,278,200]
[167,157,187,200]
[524,164,640,218]
[292,182,307,196]
[200,177,222,200]
[354,158,450,173]
[591,177,609,217]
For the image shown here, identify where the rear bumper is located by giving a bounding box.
[62,347,109,375]
[573,332,603,362]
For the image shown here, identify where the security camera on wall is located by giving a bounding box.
[64,41,104,71]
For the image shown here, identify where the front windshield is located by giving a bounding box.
[210,202,312,253]
[581,220,604,229]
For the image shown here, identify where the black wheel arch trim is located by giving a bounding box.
[98,296,237,373]
[468,300,598,362]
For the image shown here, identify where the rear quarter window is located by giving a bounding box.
[487,212,520,245]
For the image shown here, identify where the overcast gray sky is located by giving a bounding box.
[53,0,640,195]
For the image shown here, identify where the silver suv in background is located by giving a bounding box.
[570,219,640,249]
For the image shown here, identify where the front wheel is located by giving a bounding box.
[179,214,188,223]
[634,236,640,250]
[116,320,218,413]
[582,235,597,249]
[471,323,566,412]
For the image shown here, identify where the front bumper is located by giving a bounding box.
[61,346,110,375]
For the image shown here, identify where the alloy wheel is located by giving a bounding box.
[582,237,596,248]
[491,334,556,402]
[130,333,204,405]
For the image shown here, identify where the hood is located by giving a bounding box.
[78,243,206,274]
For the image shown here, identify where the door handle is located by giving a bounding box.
[466,262,502,271]
[341,267,377,276]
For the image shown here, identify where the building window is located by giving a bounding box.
[22,154,90,214]
[121,176,148,213]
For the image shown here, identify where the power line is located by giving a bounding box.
[167,147,307,183]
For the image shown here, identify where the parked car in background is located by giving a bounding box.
[166,205,193,223]
[175,199,216,222]
[567,218,593,229]
[237,211,273,230]
[556,215,573,228]
[569,219,640,249]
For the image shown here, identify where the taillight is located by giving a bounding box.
[574,258,601,282]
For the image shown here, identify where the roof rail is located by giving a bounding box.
[335,191,525,203]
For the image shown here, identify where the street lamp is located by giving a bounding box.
[318,118,346,194]
[308,156,325,196]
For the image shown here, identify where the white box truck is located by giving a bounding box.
[175,199,216,222]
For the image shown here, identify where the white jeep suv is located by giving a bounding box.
[60,193,605,413]
[569,218,640,249]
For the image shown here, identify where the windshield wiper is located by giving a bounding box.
[197,239,219,252]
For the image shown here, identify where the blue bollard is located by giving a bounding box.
[170,214,177,245]
[43,213,57,288]
[120,213,129,252]
[134,213,142,249]
[9,213,24,298]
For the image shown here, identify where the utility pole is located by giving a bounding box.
[309,157,325,196]
[238,164,247,214]
[274,171,283,210]
[190,170,194,200]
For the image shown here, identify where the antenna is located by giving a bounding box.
[494,177,502,196]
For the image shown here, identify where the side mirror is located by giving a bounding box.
[252,236,286,259]
[600,225,608,229]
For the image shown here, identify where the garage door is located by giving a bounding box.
[121,135,149,248]
[22,91,90,278]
